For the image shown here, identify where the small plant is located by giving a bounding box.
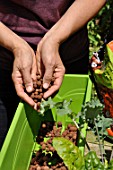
[30,97,113,170]
[30,121,78,169]
[52,97,113,169]
[78,98,113,163]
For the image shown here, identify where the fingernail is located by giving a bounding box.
[26,86,32,92]
[43,83,49,89]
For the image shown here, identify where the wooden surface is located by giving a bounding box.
[85,131,113,160]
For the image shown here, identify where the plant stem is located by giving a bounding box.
[101,115,106,161]
[110,146,113,161]
[72,118,79,129]
[94,118,104,164]
[72,118,90,151]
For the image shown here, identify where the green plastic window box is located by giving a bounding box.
[0,74,92,170]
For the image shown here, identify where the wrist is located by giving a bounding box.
[12,40,31,58]
[10,36,28,52]
[10,32,31,57]
[43,29,63,46]
[0,22,29,53]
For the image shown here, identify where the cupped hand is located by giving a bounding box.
[36,35,65,99]
[12,42,37,108]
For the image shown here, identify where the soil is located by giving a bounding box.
[27,74,78,169]
[29,121,78,170]
[26,74,54,112]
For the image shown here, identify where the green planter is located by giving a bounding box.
[0,74,92,170]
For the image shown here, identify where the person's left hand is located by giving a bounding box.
[36,35,65,99]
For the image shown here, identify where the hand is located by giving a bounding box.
[12,42,37,108]
[36,35,65,99]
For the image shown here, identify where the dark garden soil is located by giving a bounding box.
[29,121,78,170]
[27,74,78,170]
[27,74,54,112]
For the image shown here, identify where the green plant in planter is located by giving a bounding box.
[52,97,113,170]
[53,137,106,170]
[78,98,113,161]
[37,97,113,170]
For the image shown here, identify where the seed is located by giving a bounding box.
[69,126,77,131]
[41,144,46,150]
[73,134,77,140]
[36,74,41,80]
[37,80,42,86]
[40,93,43,97]
[61,166,67,170]
[37,95,42,99]
[34,91,38,95]
[67,124,72,128]
[37,102,40,107]
[42,156,48,161]
[39,88,42,93]
[57,122,62,127]
[33,84,37,88]
[34,99,38,103]
[42,123,46,128]
[36,166,41,170]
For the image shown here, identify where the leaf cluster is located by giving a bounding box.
[40,97,73,116]
[53,137,113,170]
[38,96,113,169]
[78,98,113,141]
[88,0,113,56]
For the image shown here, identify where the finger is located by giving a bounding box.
[31,56,37,81]
[14,83,35,107]
[36,50,44,77]
[43,75,63,98]
[22,67,33,93]
[36,50,41,75]
[43,66,54,90]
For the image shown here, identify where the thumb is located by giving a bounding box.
[43,67,53,89]
[22,68,33,92]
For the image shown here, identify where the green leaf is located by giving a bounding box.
[33,143,41,153]
[79,98,104,125]
[40,97,73,116]
[107,159,113,169]
[55,99,73,116]
[96,116,112,130]
[85,151,105,170]
[53,137,85,170]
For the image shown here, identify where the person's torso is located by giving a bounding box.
[0,0,74,44]
[0,0,89,70]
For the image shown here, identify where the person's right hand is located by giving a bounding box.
[12,42,37,108]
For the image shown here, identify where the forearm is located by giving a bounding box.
[45,0,106,43]
[0,22,27,52]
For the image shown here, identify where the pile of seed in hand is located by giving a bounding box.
[27,74,54,111]
[29,121,78,170]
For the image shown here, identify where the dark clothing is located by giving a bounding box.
[0,0,89,148]
[0,0,75,45]
[0,0,89,70]
[0,69,19,148]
